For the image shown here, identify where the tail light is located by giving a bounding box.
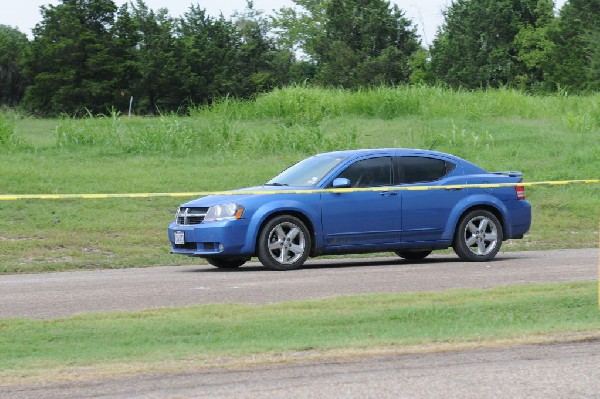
[515,184,526,200]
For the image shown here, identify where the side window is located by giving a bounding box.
[337,157,392,188]
[398,156,456,184]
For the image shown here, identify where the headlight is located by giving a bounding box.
[204,203,245,222]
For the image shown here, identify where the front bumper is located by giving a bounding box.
[168,219,251,257]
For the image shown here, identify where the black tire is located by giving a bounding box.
[453,209,503,261]
[395,250,432,260]
[257,215,311,270]
[205,257,250,269]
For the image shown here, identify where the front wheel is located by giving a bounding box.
[205,257,250,269]
[257,215,311,270]
[453,209,503,261]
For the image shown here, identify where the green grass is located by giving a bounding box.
[0,282,598,380]
[0,86,599,273]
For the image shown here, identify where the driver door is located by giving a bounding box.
[320,156,401,247]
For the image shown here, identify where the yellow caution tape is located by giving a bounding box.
[0,179,598,201]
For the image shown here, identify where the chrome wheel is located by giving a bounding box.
[267,222,306,265]
[464,215,498,256]
[258,215,311,270]
[453,210,503,261]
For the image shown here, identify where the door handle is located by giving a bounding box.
[380,192,398,196]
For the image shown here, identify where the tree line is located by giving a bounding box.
[0,0,598,115]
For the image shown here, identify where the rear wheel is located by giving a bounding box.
[205,257,250,269]
[395,250,432,260]
[453,209,503,261]
[257,215,311,270]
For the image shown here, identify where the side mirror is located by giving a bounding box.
[332,177,351,188]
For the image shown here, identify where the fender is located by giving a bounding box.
[442,194,513,240]
[240,194,323,254]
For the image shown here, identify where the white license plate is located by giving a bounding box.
[174,231,185,245]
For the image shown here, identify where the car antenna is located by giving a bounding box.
[429,138,437,150]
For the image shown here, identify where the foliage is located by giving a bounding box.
[0,111,19,147]
[0,25,29,106]
[544,0,600,92]
[128,1,185,113]
[430,0,555,89]
[18,0,300,115]
[232,3,296,96]
[22,0,120,115]
[513,0,557,90]
[274,0,421,88]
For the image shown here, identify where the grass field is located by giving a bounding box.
[0,282,598,381]
[1,86,599,273]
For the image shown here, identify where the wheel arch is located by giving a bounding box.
[452,204,507,245]
[254,210,318,257]
[444,193,513,242]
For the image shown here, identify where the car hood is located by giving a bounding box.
[180,185,314,207]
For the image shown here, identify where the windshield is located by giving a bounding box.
[266,154,347,187]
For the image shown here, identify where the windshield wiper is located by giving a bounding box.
[264,182,289,186]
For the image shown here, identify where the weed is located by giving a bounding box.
[0,111,22,148]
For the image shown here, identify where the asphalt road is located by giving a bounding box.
[3,339,599,398]
[0,248,597,319]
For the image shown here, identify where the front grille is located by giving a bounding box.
[176,207,209,225]
[175,242,197,250]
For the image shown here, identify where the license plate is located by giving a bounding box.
[174,231,185,245]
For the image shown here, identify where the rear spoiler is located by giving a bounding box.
[492,171,523,178]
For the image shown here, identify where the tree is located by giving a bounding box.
[588,31,600,91]
[232,1,296,96]
[272,0,329,58]
[513,0,556,90]
[128,0,184,113]
[545,0,600,91]
[0,25,29,107]
[274,0,420,88]
[177,5,238,105]
[111,3,142,113]
[177,1,297,104]
[430,0,554,89]
[23,0,120,115]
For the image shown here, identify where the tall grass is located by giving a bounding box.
[0,110,22,149]
[54,109,357,154]
[34,86,600,155]
[47,86,600,157]
[55,110,122,148]
[199,85,600,124]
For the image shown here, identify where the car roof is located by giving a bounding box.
[319,148,490,173]
[319,148,458,159]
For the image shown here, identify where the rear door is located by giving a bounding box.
[397,155,467,242]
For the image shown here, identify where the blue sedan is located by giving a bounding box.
[168,149,531,270]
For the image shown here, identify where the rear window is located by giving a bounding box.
[398,157,456,183]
